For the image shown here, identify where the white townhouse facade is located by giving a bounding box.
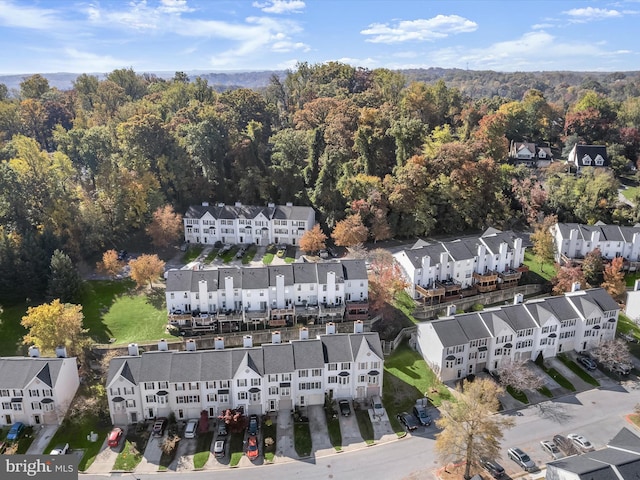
[393,230,526,303]
[551,222,640,270]
[417,288,619,382]
[165,260,369,330]
[105,325,384,425]
[0,347,80,426]
[183,202,315,246]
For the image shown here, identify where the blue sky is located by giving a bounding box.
[0,0,639,75]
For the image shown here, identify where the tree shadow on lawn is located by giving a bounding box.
[146,287,166,311]
[82,280,136,343]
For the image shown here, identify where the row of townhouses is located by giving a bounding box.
[551,222,640,270]
[417,288,619,382]
[0,347,79,427]
[106,324,384,425]
[393,230,527,304]
[183,202,315,246]
[165,260,369,332]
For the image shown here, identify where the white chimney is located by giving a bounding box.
[214,337,224,350]
[186,339,197,351]
[272,331,282,344]
[158,339,168,351]
[55,346,67,358]
[513,293,524,305]
[571,282,581,292]
[285,202,293,207]
[28,346,40,358]
[354,320,364,334]
[446,304,457,316]
[243,335,253,348]
[217,202,225,207]
[202,201,209,207]
[635,279,640,292]
[128,343,139,356]
[299,327,309,341]
[235,201,242,207]
[268,202,275,208]
[326,322,336,335]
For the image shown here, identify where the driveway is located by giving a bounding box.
[544,356,597,392]
[336,400,364,450]
[84,427,127,474]
[134,433,164,473]
[275,409,297,461]
[368,408,396,443]
[306,405,333,456]
[25,425,58,454]
[169,436,198,471]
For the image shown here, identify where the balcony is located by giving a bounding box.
[472,271,498,293]
[499,268,522,289]
[244,309,270,321]
[346,300,369,321]
[216,310,244,322]
[436,279,462,296]
[416,283,446,303]
[319,303,345,318]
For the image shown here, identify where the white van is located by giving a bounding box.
[371,395,384,417]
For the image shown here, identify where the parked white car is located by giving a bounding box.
[567,433,595,452]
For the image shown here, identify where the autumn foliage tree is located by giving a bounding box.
[592,338,633,371]
[218,408,247,434]
[552,262,587,295]
[367,248,407,310]
[496,359,544,393]
[582,248,604,286]
[602,257,626,302]
[531,215,557,271]
[299,224,327,253]
[129,254,165,288]
[331,214,369,247]
[21,299,89,357]
[435,378,515,480]
[97,249,124,278]
[146,205,184,249]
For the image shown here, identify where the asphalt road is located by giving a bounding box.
[80,380,640,480]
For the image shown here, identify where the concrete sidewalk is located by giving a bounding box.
[25,425,58,454]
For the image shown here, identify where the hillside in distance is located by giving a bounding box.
[2,67,640,102]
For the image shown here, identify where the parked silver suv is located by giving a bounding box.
[507,447,536,472]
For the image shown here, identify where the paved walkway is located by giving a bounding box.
[134,434,163,473]
[25,425,58,454]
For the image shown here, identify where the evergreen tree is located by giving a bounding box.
[47,249,83,303]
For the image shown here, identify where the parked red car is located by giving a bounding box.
[247,434,259,461]
[107,427,123,447]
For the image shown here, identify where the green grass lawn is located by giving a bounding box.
[183,245,204,263]
[262,419,276,463]
[393,291,420,325]
[506,385,528,403]
[82,281,168,345]
[229,432,245,466]
[354,407,374,444]
[219,246,239,264]
[324,406,342,451]
[14,426,35,454]
[262,253,274,264]
[112,430,147,472]
[544,366,576,391]
[46,414,111,471]
[293,421,312,457]
[557,354,600,386]
[383,342,452,434]
[538,386,553,397]
[523,250,557,282]
[0,303,29,355]
[622,185,640,201]
[241,245,258,265]
[204,249,219,264]
[192,431,214,469]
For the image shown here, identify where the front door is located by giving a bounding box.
[148,408,154,419]
[269,400,276,411]
[130,412,138,423]
[5,414,11,424]
[34,415,41,425]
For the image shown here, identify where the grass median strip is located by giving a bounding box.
[355,408,374,445]
[294,421,312,457]
[193,431,214,469]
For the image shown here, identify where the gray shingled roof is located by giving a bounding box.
[262,343,295,374]
[291,338,325,369]
[444,240,476,261]
[170,351,203,382]
[321,334,354,363]
[566,294,602,319]
[430,317,470,348]
[0,357,67,389]
[584,288,621,313]
[499,304,538,331]
[340,259,367,280]
[273,205,313,221]
[316,262,345,284]
[573,144,609,167]
[539,296,580,321]
[218,267,242,287]
[241,267,269,290]
[231,349,264,376]
[349,333,384,360]
[547,456,614,478]
[184,203,314,221]
[166,270,194,292]
[292,263,318,284]
[609,427,640,454]
[190,270,220,291]
[106,356,141,386]
[269,265,294,286]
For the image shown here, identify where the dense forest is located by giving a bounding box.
[1,62,640,304]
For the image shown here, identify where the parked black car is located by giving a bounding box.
[480,457,506,479]
[396,411,420,431]
[217,420,228,437]
[412,404,432,426]
[338,399,351,416]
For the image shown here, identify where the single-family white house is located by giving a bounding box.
[509,141,553,168]
[183,202,315,246]
[417,288,619,382]
[567,144,609,172]
[106,323,383,424]
[0,347,80,426]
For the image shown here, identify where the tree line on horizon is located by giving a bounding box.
[1,61,640,304]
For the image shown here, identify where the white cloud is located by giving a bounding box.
[252,1,305,14]
[563,7,622,22]
[0,0,62,30]
[361,14,477,43]
[159,0,194,14]
[424,30,630,71]
[271,40,310,53]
